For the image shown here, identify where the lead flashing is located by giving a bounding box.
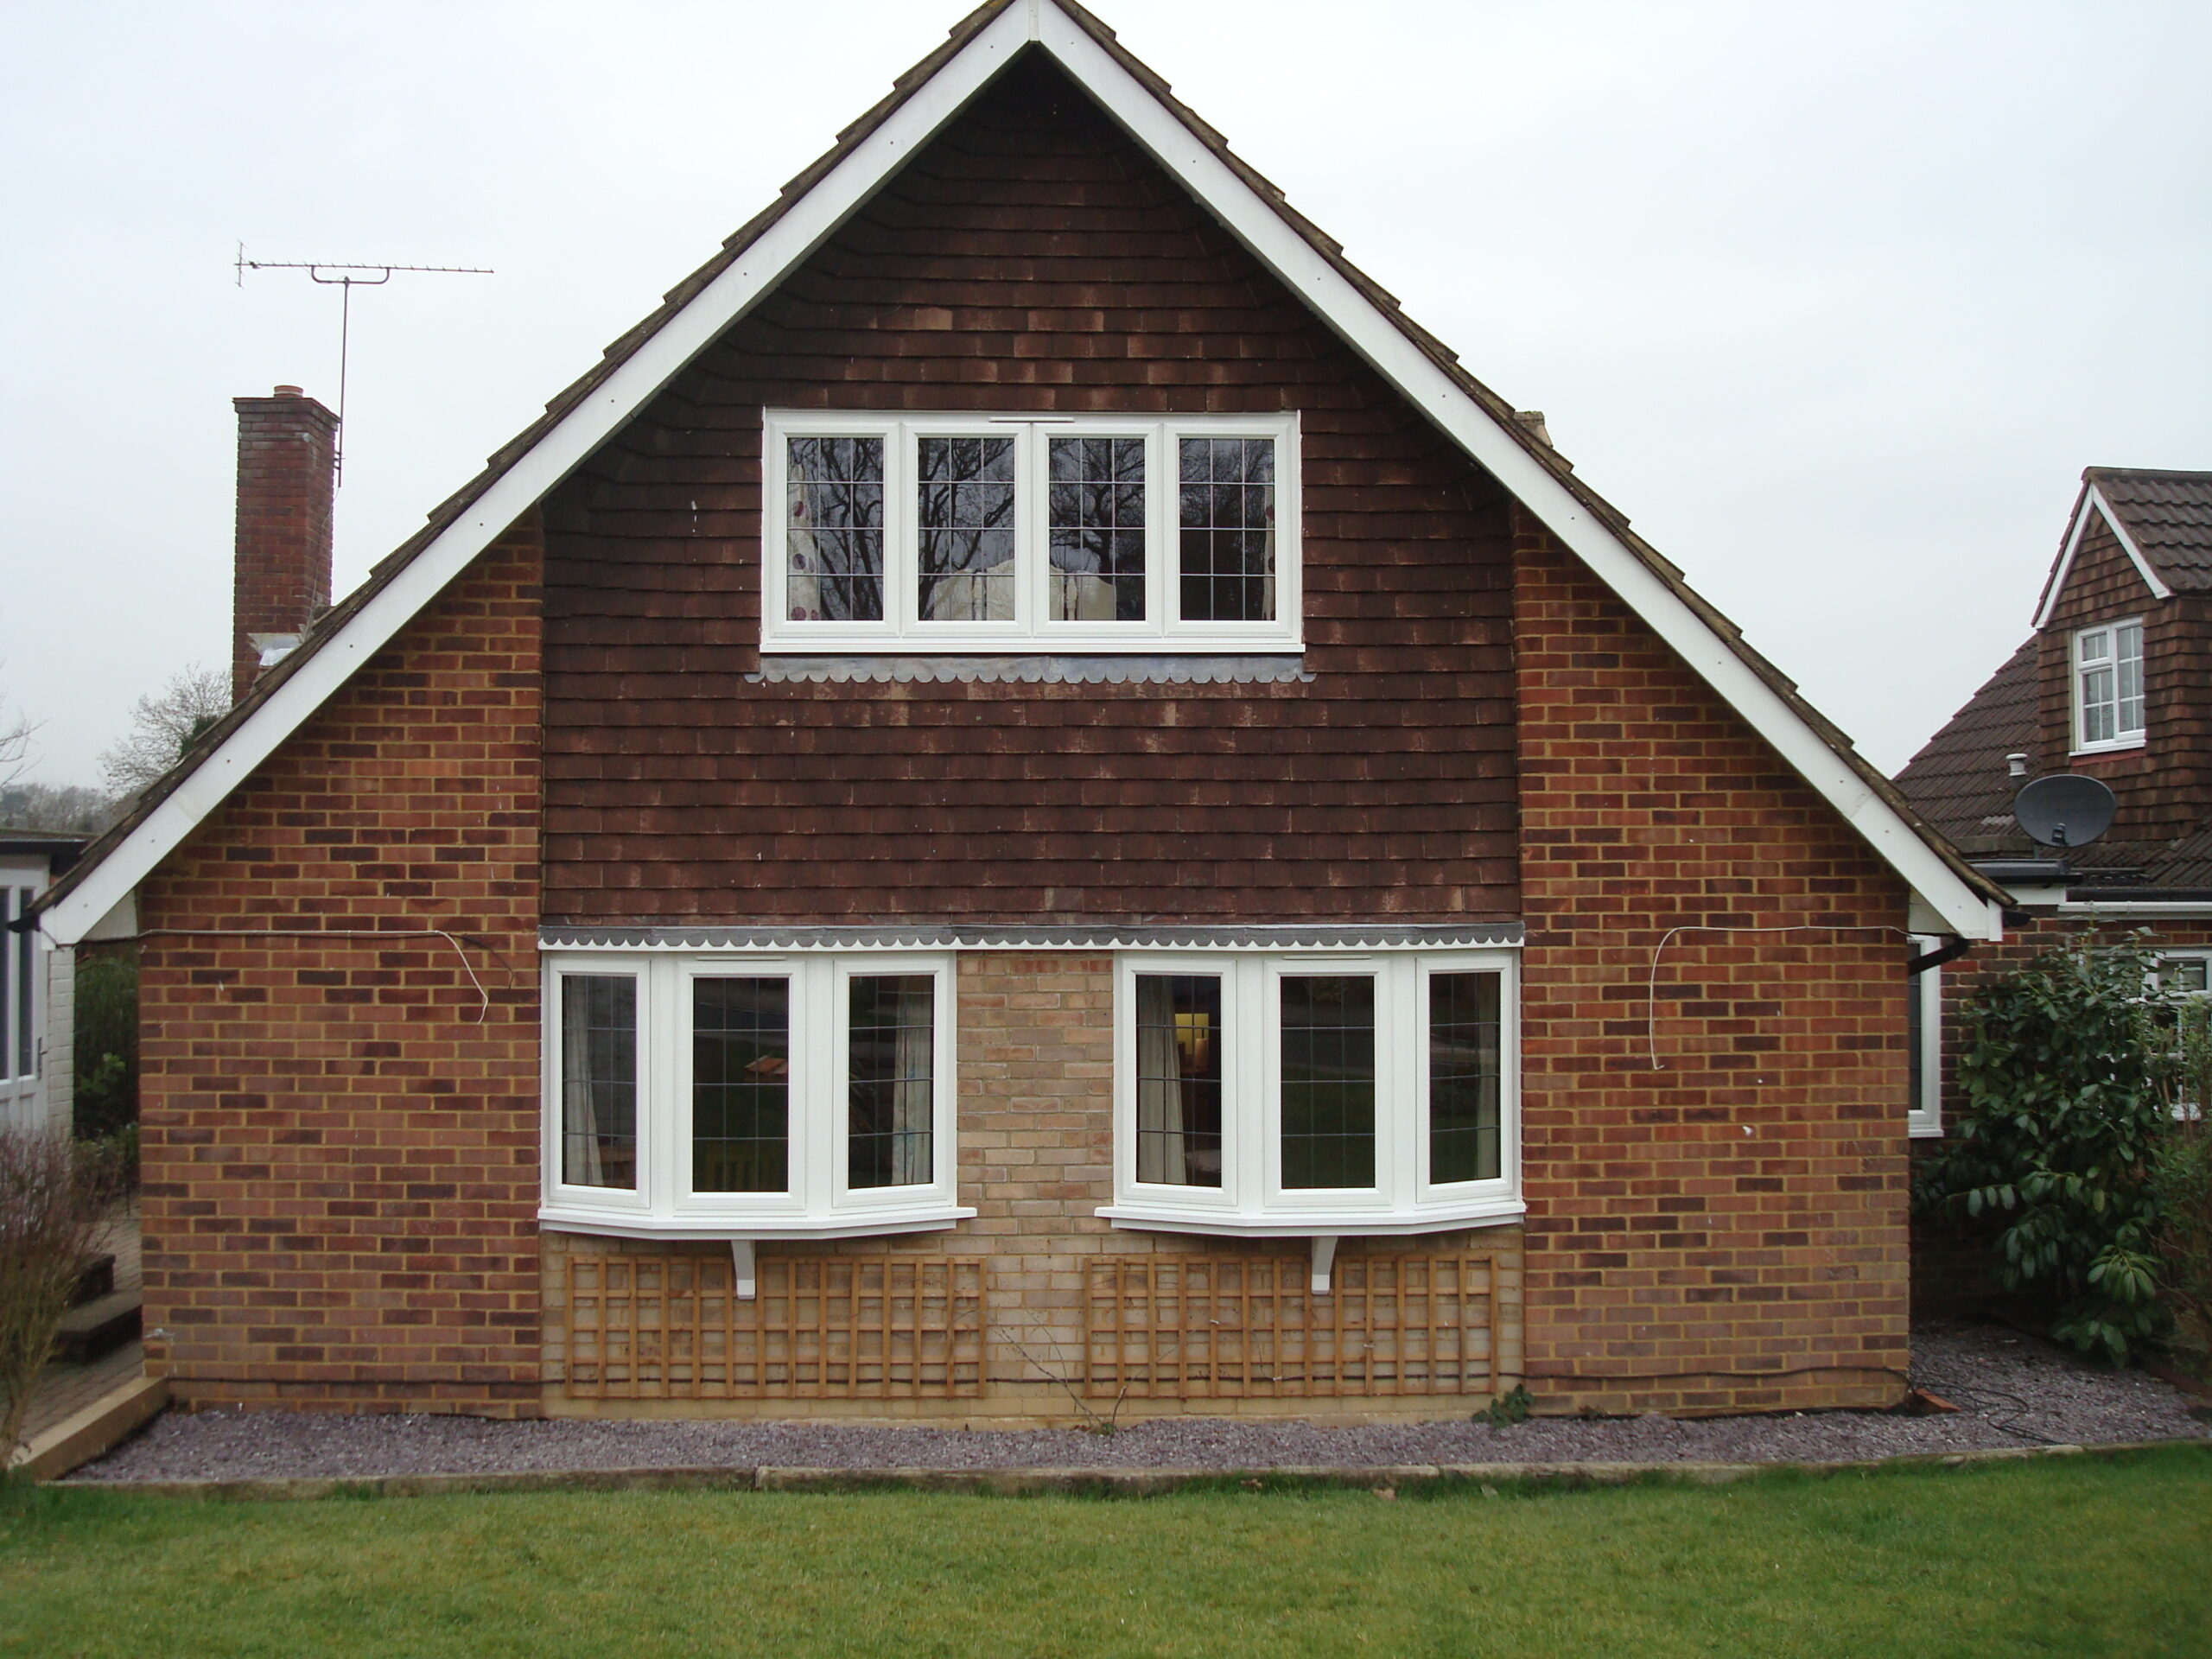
[541,922,1524,952]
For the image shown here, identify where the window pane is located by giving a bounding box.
[15,888,32,1075]
[0,889,14,1081]
[1906,961,1925,1119]
[918,435,1016,623]
[560,976,637,1189]
[2118,622,2145,734]
[1049,436,1147,621]
[1135,975,1224,1185]
[786,436,884,622]
[2167,958,2209,994]
[2081,663,2115,744]
[692,978,790,1193]
[1178,437,1275,621]
[849,975,934,1188]
[1428,972,1501,1184]
[1279,975,1376,1189]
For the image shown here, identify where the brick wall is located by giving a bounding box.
[137,517,544,1414]
[232,389,338,703]
[543,950,1527,1422]
[1514,509,1913,1414]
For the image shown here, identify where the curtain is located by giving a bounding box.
[1135,976,1187,1185]
[560,977,605,1187]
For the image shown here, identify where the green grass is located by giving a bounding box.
[4,1448,2209,1658]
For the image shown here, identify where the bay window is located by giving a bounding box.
[1102,949,1522,1237]
[541,952,969,1239]
[762,410,1300,652]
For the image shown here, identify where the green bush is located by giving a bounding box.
[2148,1114,2212,1373]
[1915,937,2171,1363]
[71,947,137,1143]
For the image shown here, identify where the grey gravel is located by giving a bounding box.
[68,1322,2208,1484]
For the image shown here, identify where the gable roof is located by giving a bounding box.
[2031,467,2212,626]
[34,0,2004,944]
[1892,638,2039,858]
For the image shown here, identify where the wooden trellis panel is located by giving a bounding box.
[1084,1255,1497,1399]
[565,1255,987,1400]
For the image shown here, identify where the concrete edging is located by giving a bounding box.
[52,1436,2208,1502]
[11,1374,168,1482]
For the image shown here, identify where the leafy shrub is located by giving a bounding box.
[1915,937,2171,1363]
[2148,1113,2212,1373]
[71,947,137,1144]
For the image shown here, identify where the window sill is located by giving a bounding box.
[749,652,1308,686]
[539,1205,976,1243]
[1908,1120,1943,1140]
[1096,1198,1525,1238]
[2070,737,2145,757]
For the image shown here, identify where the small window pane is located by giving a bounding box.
[2081,663,2115,745]
[14,889,29,1076]
[560,976,638,1189]
[2166,958,2209,994]
[2078,630,2110,664]
[692,978,791,1193]
[1428,972,1502,1184]
[2117,622,2145,735]
[786,436,884,622]
[1135,975,1223,1185]
[1178,437,1275,622]
[918,436,1016,623]
[0,889,15,1081]
[1049,436,1147,621]
[849,975,934,1188]
[1279,975,1375,1189]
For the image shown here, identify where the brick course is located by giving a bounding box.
[137,518,544,1414]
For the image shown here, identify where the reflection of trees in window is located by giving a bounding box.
[786,436,884,621]
[692,977,790,1193]
[1135,975,1223,1185]
[917,436,1016,622]
[1179,437,1274,621]
[1279,975,1375,1189]
[561,976,637,1189]
[1427,973,1501,1183]
[849,976,934,1187]
[1050,437,1147,620]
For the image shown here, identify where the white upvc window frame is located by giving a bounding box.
[1906,934,1942,1139]
[760,409,1302,654]
[540,950,970,1241]
[2072,618,2145,754]
[1099,946,1522,1239]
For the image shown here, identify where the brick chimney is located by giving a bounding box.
[232,385,338,702]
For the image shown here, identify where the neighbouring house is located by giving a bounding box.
[31,0,2004,1424]
[1895,467,2212,1142]
[2,833,86,1139]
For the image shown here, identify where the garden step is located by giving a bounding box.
[54,1289,141,1365]
[71,1255,116,1307]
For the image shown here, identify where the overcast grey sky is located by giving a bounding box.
[4,0,2209,785]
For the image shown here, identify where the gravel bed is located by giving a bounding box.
[68,1323,2208,1484]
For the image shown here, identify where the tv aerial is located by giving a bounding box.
[2013,773,2118,849]
[235,245,493,484]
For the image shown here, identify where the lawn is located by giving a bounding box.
[3,1448,2208,1658]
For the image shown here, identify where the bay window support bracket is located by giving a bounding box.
[730,1237,757,1302]
[1309,1234,1338,1297]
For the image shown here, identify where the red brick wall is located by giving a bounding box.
[232,390,338,703]
[1514,509,1913,1413]
[137,518,544,1414]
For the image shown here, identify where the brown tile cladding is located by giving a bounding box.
[1514,507,1912,1414]
[539,53,1518,927]
[134,520,545,1414]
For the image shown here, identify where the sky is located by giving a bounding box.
[3,0,2209,786]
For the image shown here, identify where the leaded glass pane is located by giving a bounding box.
[1428,972,1502,1184]
[1178,437,1275,622]
[1279,975,1376,1189]
[1135,975,1223,1185]
[849,975,935,1188]
[1049,435,1147,621]
[560,975,637,1189]
[786,435,884,621]
[918,435,1016,622]
[692,977,790,1193]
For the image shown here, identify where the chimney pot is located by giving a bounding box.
[273,384,303,397]
[2007,753,2030,779]
[232,387,339,702]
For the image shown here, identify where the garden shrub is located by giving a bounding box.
[71,946,136,1144]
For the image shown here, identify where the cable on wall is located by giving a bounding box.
[1645,924,1912,1071]
[119,927,494,1024]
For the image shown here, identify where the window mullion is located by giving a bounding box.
[1383,956,1415,1209]
[649,957,677,1222]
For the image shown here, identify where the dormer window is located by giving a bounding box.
[2074,620,2145,753]
[762,411,1300,652]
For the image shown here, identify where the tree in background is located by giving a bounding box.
[97,664,228,795]
[0,782,124,835]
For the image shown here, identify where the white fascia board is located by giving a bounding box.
[39,5,1043,949]
[2033,486,2171,630]
[2058,901,2212,918]
[1033,11,1996,940]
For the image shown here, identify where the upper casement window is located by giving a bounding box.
[540,951,970,1240]
[761,411,1301,653]
[1099,948,1522,1240]
[2073,620,2145,753]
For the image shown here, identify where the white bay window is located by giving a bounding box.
[762,410,1301,652]
[541,953,969,1239]
[1102,949,1522,1238]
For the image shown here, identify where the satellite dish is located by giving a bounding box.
[2013,773,2117,849]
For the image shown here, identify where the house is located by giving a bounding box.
[1,832,85,1138]
[31,0,2003,1423]
[1896,468,2212,1137]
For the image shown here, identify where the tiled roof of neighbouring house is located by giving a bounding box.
[2089,467,2212,590]
[1893,639,2040,858]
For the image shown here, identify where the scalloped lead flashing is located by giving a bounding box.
[540,922,1524,952]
